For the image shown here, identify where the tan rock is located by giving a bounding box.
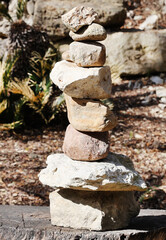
[64,94,117,132]
[61,50,72,62]
[103,30,166,76]
[61,6,98,32]
[39,152,147,191]
[69,41,106,67]
[63,124,109,161]
[50,60,112,99]
[69,23,107,41]
[50,189,140,230]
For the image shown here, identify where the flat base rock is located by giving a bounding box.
[50,189,140,231]
[39,152,146,191]
[0,205,166,240]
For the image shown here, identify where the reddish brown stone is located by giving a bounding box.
[63,124,109,161]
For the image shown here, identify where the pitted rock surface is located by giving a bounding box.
[69,41,106,67]
[39,152,147,191]
[61,6,98,32]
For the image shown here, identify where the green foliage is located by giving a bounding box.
[16,0,27,20]
[0,48,64,129]
[101,99,114,111]
[0,0,27,22]
[0,0,64,130]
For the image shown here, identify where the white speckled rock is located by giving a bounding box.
[69,23,107,41]
[50,60,112,99]
[61,6,98,32]
[64,94,117,132]
[69,41,106,67]
[50,189,140,230]
[63,124,109,161]
[39,152,147,191]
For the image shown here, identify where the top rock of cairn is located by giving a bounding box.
[61,6,98,32]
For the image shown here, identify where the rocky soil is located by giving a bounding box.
[0,77,165,209]
[124,0,166,29]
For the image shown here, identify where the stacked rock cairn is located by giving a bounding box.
[39,6,146,231]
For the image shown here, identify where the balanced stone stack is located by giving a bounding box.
[39,6,146,231]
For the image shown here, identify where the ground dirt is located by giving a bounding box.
[124,0,166,29]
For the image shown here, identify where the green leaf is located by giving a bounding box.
[16,0,27,20]
[0,99,7,114]
[0,120,23,130]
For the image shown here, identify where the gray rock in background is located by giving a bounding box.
[33,0,126,40]
[0,38,9,59]
[103,29,166,76]
[0,18,10,38]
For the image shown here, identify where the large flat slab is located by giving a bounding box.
[39,152,146,191]
[0,206,166,240]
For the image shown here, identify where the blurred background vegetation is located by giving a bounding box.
[0,0,65,130]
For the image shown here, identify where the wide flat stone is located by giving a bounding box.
[69,23,107,41]
[63,124,109,161]
[61,6,98,32]
[65,94,117,132]
[50,189,140,231]
[50,60,112,99]
[39,152,147,191]
[69,41,106,67]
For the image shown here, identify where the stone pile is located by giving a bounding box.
[39,6,146,231]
